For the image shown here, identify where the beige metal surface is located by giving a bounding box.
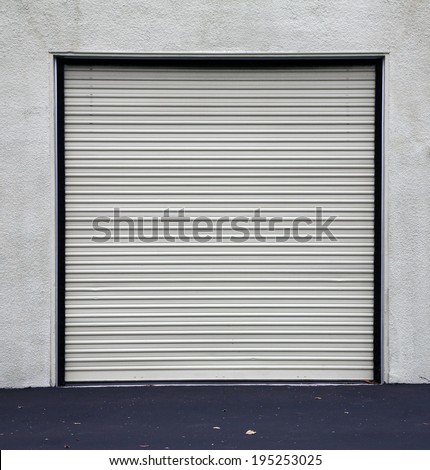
[64,64,375,382]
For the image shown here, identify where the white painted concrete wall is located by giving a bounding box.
[0,0,429,387]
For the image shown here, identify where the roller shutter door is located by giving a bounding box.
[63,62,376,382]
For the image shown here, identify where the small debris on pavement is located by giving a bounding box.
[314,396,322,400]
[245,429,257,435]
[213,426,221,430]
[139,445,150,448]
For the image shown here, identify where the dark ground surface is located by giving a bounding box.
[0,384,429,450]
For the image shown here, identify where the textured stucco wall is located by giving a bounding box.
[0,0,429,387]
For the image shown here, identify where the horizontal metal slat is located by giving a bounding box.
[65,365,374,371]
[65,164,374,169]
[67,347,372,353]
[67,338,373,344]
[66,312,373,318]
[66,328,371,334]
[65,80,375,89]
[65,302,373,308]
[65,120,374,125]
[65,111,375,117]
[66,355,372,363]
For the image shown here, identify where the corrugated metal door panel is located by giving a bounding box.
[63,63,375,382]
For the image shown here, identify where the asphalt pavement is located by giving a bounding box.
[1,384,429,449]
